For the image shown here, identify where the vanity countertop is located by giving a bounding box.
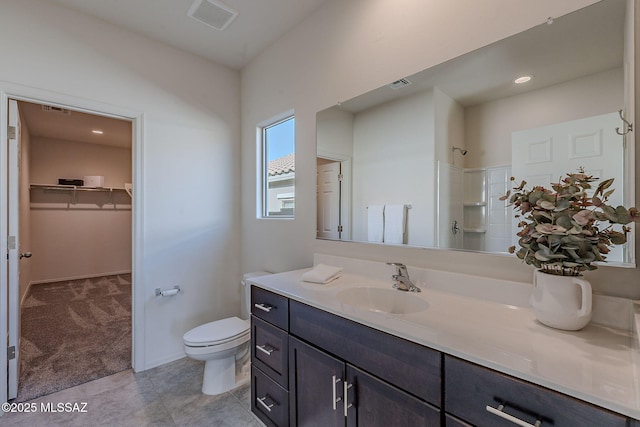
[248,267,640,419]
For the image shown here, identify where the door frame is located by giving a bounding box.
[317,149,351,241]
[0,83,145,405]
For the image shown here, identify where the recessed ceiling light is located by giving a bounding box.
[514,75,532,84]
[92,130,104,135]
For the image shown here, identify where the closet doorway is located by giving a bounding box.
[11,99,133,402]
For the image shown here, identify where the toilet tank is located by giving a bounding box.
[241,271,271,320]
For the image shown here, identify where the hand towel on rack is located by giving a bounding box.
[367,205,384,243]
[384,204,406,244]
[301,264,343,284]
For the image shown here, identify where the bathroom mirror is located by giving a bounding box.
[316,0,635,265]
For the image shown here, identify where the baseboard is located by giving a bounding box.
[143,353,187,372]
[29,270,132,286]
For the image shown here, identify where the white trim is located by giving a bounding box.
[0,84,146,405]
[0,91,9,406]
[257,110,295,219]
[316,152,352,241]
[28,271,132,286]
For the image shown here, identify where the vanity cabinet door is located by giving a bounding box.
[345,365,440,427]
[289,336,345,427]
[290,300,441,406]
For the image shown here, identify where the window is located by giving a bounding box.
[261,115,295,218]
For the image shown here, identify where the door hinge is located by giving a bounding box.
[338,225,343,233]
[8,346,15,360]
[8,126,16,140]
[338,174,343,181]
[8,236,16,250]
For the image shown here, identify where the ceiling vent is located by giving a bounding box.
[388,78,412,90]
[188,0,238,31]
[42,105,71,115]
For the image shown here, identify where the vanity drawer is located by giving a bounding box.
[251,286,289,330]
[289,300,441,406]
[444,355,629,427]
[252,365,289,427]
[252,316,288,388]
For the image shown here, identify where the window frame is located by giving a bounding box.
[258,112,295,219]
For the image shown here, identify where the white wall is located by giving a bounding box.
[352,90,435,246]
[240,0,640,299]
[0,0,241,369]
[29,137,132,283]
[30,137,132,188]
[465,67,623,169]
[434,88,465,167]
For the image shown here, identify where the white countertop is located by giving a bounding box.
[248,264,640,419]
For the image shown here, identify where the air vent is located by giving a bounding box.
[188,0,238,31]
[388,78,412,89]
[42,105,71,115]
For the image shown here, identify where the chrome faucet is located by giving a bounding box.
[386,262,421,292]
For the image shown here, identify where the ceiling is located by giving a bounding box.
[337,0,624,113]
[50,0,330,70]
[18,101,132,148]
[19,0,624,148]
[19,0,330,147]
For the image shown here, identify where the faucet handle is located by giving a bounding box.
[386,262,408,275]
[386,262,405,267]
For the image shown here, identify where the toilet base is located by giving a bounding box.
[202,355,236,395]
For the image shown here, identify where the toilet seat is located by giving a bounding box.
[183,317,250,347]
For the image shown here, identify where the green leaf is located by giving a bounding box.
[596,178,615,195]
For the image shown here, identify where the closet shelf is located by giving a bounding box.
[463,202,487,207]
[30,183,131,206]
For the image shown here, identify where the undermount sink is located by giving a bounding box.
[336,287,428,314]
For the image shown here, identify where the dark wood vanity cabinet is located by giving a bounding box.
[251,287,290,427]
[288,300,440,426]
[444,355,630,427]
[250,286,637,427]
[289,335,440,427]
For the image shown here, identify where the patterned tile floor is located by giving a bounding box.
[2,358,263,427]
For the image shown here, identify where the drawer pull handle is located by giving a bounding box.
[257,396,275,412]
[344,381,353,417]
[254,303,274,313]
[332,375,342,410]
[256,344,274,356]
[486,404,542,427]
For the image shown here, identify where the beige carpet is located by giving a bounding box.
[16,274,132,402]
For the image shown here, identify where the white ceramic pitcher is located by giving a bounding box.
[530,270,592,331]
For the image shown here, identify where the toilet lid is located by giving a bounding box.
[183,317,249,346]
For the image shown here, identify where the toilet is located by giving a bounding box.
[183,271,270,395]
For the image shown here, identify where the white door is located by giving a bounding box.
[512,112,625,261]
[317,161,341,239]
[6,99,20,399]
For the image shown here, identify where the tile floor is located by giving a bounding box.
[2,358,264,427]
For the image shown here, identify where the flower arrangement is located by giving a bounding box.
[502,169,638,276]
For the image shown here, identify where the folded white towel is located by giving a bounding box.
[301,264,343,284]
[367,205,384,243]
[384,204,406,244]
